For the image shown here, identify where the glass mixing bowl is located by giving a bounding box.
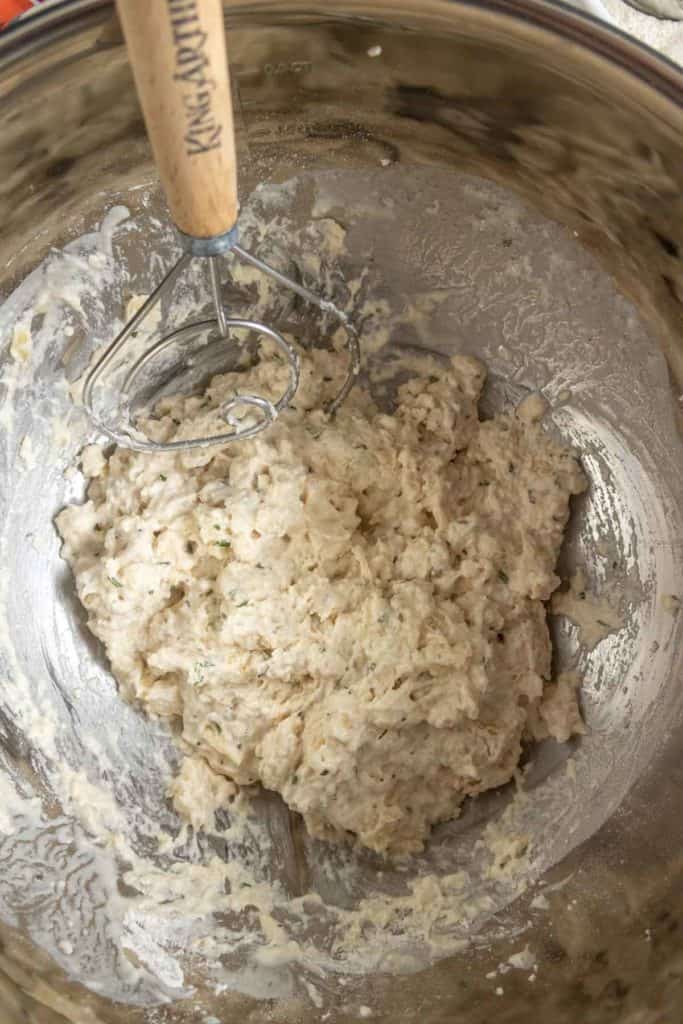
[0,2,682,1022]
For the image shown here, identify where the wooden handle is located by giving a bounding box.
[116,0,238,241]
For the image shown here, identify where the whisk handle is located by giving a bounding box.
[116,0,238,249]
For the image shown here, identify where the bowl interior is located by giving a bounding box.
[0,4,682,1022]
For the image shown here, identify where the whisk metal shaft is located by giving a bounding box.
[209,256,229,338]
[81,252,191,422]
[81,241,359,453]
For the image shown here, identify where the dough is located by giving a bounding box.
[57,349,586,856]
[550,569,623,650]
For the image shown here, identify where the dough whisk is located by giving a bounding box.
[82,0,360,453]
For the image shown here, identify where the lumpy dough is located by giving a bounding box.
[57,349,587,856]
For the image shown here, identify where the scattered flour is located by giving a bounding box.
[507,945,536,971]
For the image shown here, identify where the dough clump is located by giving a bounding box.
[57,349,586,856]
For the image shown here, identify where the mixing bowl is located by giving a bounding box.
[1,1,683,1021]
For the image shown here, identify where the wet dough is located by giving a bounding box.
[57,350,586,856]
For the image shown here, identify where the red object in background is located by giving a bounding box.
[0,0,34,29]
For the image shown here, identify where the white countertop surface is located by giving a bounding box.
[599,0,682,63]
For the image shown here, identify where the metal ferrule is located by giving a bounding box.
[177,225,239,257]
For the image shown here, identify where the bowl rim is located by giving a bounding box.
[0,0,682,108]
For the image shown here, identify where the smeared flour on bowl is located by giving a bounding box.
[57,343,586,856]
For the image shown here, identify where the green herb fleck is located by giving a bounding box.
[498,570,509,584]
[193,660,212,684]
[214,540,230,548]
[159,473,167,481]
[108,576,123,589]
